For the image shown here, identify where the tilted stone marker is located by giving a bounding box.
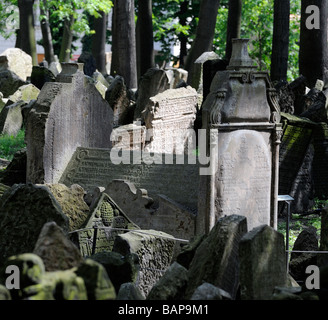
[142,86,198,154]
[76,192,139,257]
[59,147,200,212]
[25,63,113,184]
[185,214,247,300]
[239,224,287,300]
[198,39,282,234]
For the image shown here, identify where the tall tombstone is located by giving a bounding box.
[25,63,113,184]
[197,39,282,234]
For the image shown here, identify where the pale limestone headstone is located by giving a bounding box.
[0,48,33,81]
[142,86,198,154]
[25,63,114,184]
[239,224,287,300]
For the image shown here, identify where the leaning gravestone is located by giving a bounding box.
[0,184,70,262]
[59,147,200,212]
[0,100,25,136]
[142,86,198,154]
[25,63,113,184]
[113,229,176,298]
[0,69,27,98]
[75,192,139,257]
[191,51,220,94]
[198,39,282,234]
[0,48,33,81]
[134,68,170,120]
[184,215,247,300]
[239,224,287,300]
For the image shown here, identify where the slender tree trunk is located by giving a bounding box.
[299,0,328,87]
[40,0,55,64]
[59,15,75,63]
[136,0,155,80]
[92,11,107,74]
[111,0,137,88]
[184,0,221,85]
[17,0,37,65]
[270,0,290,82]
[178,1,189,67]
[225,0,242,62]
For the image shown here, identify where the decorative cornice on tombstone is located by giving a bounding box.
[56,63,84,84]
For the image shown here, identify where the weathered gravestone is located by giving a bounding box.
[59,147,200,212]
[30,66,56,90]
[33,221,84,272]
[0,69,27,98]
[75,192,139,257]
[198,39,282,234]
[25,63,114,184]
[184,214,247,300]
[0,48,33,81]
[105,75,131,127]
[0,100,25,136]
[191,51,220,94]
[134,68,170,120]
[279,113,317,214]
[142,86,198,154]
[104,180,196,240]
[112,229,176,298]
[0,184,70,263]
[239,224,287,300]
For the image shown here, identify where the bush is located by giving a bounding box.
[0,129,26,161]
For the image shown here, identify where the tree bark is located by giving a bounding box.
[184,0,221,85]
[225,0,242,62]
[136,0,155,80]
[92,11,107,74]
[178,1,189,67]
[59,15,75,63]
[270,0,290,82]
[40,0,55,64]
[111,0,138,88]
[299,0,328,88]
[17,0,37,65]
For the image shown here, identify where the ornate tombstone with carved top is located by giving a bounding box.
[197,39,283,234]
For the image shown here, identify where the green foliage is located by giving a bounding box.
[0,129,26,161]
[214,0,301,82]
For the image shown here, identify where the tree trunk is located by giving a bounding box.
[184,0,221,85]
[299,0,328,88]
[111,0,138,88]
[136,0,155,80]
[59,15,75,63]
[92,11,107,74]
[270,0,290,82]
[225,0,242,62]
[178,1,189,67]
[40,0,55,64]
[17,0,37,65]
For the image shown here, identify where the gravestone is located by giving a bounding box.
[198,39,282,234]
[239,224,287,300]
[134,68,170,120]
[30,66,56,90]
[105,75,131,127]
[25,63,113,184]
[112,229,176,298]
[111,123,146,150]
[279,113,317,214]
[0,69,27,97]
[59,147,200,212]
[8,84,40,103]
[76,193,139,257]
[142,86,198,154]
[0,48,33,81]
[0,183,70,262]
[0,100,25,136]
[191,51,220,94]
[185,214,247,299]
